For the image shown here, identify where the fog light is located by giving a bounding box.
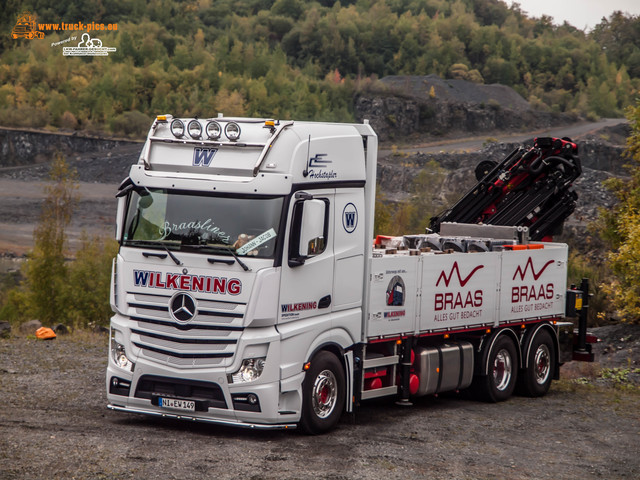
[170,119,185,138]
[206,121,221,139]
[224,122,241,141]
[187,120,202,138]
[247,393,258,405]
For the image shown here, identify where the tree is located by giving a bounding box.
[599,101,640,323]
[23,153,78,325]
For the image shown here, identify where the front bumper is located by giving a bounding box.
[106,403,297,430]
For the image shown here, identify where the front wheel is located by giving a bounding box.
[475,334,518,402]
[299,351,345,434]
[517,329,555,397]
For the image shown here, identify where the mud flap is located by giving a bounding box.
[344,350,354,413]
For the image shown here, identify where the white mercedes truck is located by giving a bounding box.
[107,115,594,433]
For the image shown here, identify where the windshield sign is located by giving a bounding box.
[122,189,283,258]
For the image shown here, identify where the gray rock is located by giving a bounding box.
[20,319,42,334]
[0,321,11,338]
[53,323,70,335]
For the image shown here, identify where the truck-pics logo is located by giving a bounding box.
[193,147,218,167]
[11,11,44,39]
[133,270,241,295]
[510,257,554,313]
[342,203,358,233]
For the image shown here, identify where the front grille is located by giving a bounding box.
[135,374,227,410]
[126,292,245,367]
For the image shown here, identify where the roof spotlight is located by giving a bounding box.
[170,119,185,138]
[206,121,222,140]
[187,120,202,139]
[225,122,241,141]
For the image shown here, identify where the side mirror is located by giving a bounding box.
[289,196,328,267]
[299,199,326,257]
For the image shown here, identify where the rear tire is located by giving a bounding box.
[299,351,345,434]
[476,334,518,402]
[517,329,555,397]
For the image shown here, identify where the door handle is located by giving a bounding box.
[318,295,331,309]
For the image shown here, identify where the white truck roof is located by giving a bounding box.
[134,115,376,194]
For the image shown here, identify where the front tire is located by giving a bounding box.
[517,329,555,397]
[476,334,518,402]
[299,351,345,434]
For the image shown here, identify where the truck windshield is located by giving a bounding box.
[122,188,283,258]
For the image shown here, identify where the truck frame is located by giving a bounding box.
[106,116,594,433]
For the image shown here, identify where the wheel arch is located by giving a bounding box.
[478,328,521,376]
[521,322,560,379]
[303,328,354,366]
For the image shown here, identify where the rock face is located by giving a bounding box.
[355,75,578,141]
[0,128,140,169]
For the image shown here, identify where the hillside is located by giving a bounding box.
[1,0,639,137]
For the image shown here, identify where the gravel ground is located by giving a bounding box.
[1,327,639,480]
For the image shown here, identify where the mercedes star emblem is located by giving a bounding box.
[169,292,197,323]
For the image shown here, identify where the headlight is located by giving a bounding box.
[206,121,221,139]
[111,329,135,372]
[170,119,185,138]
[224,122,241,141]
[187,120,202,139]
[230,357,265,383]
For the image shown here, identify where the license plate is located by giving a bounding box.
[159,397,196,412]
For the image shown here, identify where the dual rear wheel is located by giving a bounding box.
[476,329,555,402]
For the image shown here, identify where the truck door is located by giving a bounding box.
[279,189,335,324]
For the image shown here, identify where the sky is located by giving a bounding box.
[504,0,640,31]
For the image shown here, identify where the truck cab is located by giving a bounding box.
[107,116,377,432]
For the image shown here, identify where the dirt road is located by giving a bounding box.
[1,332,638,480]
[382,117,627,154]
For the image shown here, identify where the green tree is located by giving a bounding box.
[599,101,640,323]
[23,153,78,325]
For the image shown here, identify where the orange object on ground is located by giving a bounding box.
[36,327,56,340]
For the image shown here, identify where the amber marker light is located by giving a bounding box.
[303,362,311,371]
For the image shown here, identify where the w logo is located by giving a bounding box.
[342,203,358,233]
[193,147,217,167]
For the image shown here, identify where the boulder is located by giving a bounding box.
[0,321,11,338]
[20,319,42,334]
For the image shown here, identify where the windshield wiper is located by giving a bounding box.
[224,245,250,272]
[123,240,183,266]
[179,243,251,271]
[163,245,182,266]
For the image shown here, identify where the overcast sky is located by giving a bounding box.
[504,0,640,31]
